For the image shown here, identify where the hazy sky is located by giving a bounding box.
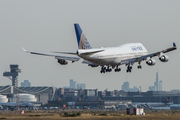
[0,0,179,91]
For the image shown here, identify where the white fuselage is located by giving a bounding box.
[78,43,148,65]
[133,102,171,108]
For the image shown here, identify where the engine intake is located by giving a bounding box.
[146,59,156,66]
[57,59,68,65]
[159,55,169,62]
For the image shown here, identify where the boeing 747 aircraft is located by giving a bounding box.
[23,24,177,73]
[132,97,171,108]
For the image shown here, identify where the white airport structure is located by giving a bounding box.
[0,95,8,103]
[11,94,36,102]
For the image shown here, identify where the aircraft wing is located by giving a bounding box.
[120,43,177,65]
[22,47,80,62]
[82,60,99,66]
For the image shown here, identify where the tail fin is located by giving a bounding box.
[74,24,92,49]
[163,97,170,103]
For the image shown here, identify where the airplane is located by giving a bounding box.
[132,97,171,108]
[0,102,37,110]
[22,23,177,73]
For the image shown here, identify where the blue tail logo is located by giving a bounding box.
[74,24,92,49]
[163,97,170,103]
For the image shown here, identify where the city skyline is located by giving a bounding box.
[0,0,179,91]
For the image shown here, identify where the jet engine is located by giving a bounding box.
[146,59,156,66]
[57,59,68,65]
[159,55,169,62]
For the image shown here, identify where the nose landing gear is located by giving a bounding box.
[137,62,142,69]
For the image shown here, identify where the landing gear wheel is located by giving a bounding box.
[137,65,142,69]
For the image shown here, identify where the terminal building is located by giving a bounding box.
[0,85,55,104]
[0,85,180,106]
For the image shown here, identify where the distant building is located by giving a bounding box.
[149,86,155,91]
[70,79,76,89]
[159,80,163,91]
[122,81,141,92]
[63,86,70,89]
[122,81,129,92]
[149,72,163,91]
[106,91,115,96]
[77,83,86,89]
[133,86,139,92]
[64,91,78,96]
[57,88,64,95]
[139,86,142,92]
[21,80,31,87]
[154,72,159,91]
[84,89,98,96]
[171,89,180,92]
[98,91,106,96]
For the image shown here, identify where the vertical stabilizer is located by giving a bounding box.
[163,97,170,103]
[74,24,92,49]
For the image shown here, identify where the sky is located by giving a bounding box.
[0,0,180,92]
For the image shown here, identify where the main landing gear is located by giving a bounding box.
[106,66,112,72]
[100,66,112,73]
[100,66,106,73]
[126,65,132,73]
[115,65,121,72]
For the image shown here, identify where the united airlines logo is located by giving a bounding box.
[79,33,92,49]
[131,46,143,51]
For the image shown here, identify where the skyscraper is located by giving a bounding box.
[154,72,159,91]
[159,80,163,91]
[122,81,129,92]
[70,79,76,89]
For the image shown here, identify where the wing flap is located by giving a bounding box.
[121,58,137,65]
[55,56,80,61]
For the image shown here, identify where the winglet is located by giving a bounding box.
[22,47,30,53]
[173,42,176,47]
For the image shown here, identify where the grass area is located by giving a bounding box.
[0,109,180,120]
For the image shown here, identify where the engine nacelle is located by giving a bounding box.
[88,64,99,67]
[146,59,156,66]
[159,55,169,62]
[57,59,68,65]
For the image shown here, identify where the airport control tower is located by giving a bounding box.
[3,65,21,87]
